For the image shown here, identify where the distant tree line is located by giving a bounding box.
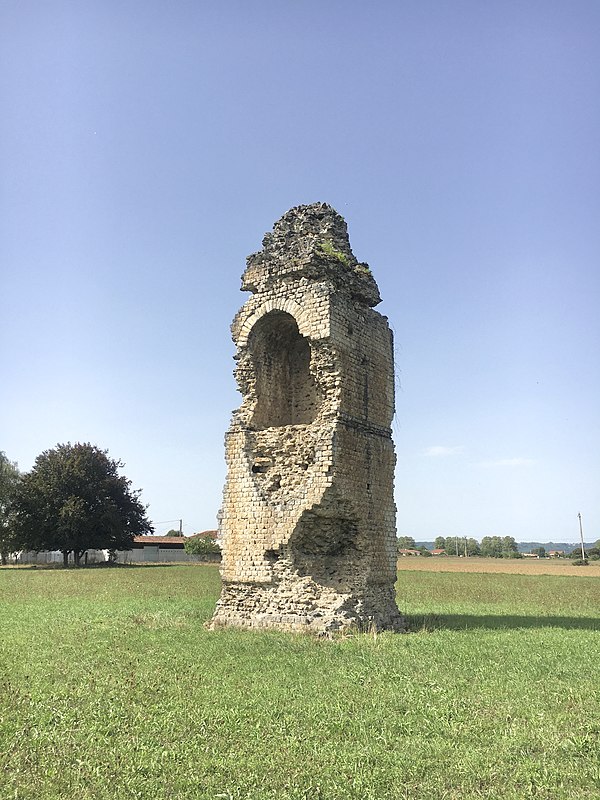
[398,535,600,559]
[0,444,152,566]
[479,536,520,558]
[398,535,525,558]
[434,536,482,556]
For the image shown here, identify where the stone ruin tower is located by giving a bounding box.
[210,203,404,633]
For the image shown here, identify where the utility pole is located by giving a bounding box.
[578,513,586,560]
[464,536,468,557]
[179,519,183,536]
[455,537,459,557]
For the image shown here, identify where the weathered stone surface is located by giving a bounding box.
[210,203,404,633]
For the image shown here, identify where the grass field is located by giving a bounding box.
[1,564,599,800]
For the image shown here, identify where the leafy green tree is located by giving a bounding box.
[586,541,600,560]
[569,545,592,560]
[502,536,519,556]
[442,536,480,556]
[445,536,462,556]
[532,546,546,558]
[434,536,446,550]
[184,533,220,556]
[397,536,416,550]
[165,529,183,537]
[13,443,152,566]
[481,535,518,558]
[586,546,600,561]
[465,538,481,556]
[480,536,503,557]
[0,452,21,565]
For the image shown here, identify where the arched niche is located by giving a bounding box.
[248,311,321,429]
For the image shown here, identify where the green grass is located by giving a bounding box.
[1,565,599,799]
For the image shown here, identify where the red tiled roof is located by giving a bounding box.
[133,536,186,545]
[188,530,218,539]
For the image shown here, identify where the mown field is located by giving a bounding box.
[1,564,599,800]
[397,555,600,577]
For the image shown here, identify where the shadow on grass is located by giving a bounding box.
[406,613,600,632]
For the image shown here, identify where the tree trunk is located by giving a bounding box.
[62,550,69,567]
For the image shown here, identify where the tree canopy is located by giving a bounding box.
[0,452,21,564]
[480,535,520,558]
[397,536,416,550]
[435,536,480,556]
[184,533,220,556]
[13,443,153,565]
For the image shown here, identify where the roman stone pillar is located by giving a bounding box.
[210,203,404,633]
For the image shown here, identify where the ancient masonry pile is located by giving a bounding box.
[210,203,404,633]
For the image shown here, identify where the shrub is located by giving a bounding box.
[319,241,349,266]
[184,534,220,557]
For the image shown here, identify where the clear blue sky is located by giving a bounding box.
[1,1,598,542]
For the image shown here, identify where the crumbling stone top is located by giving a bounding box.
[242,203,381,307]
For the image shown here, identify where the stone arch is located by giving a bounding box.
[248,311,321,429]
[238,298,313,348]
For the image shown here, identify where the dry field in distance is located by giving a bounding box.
[397,554,600,577]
